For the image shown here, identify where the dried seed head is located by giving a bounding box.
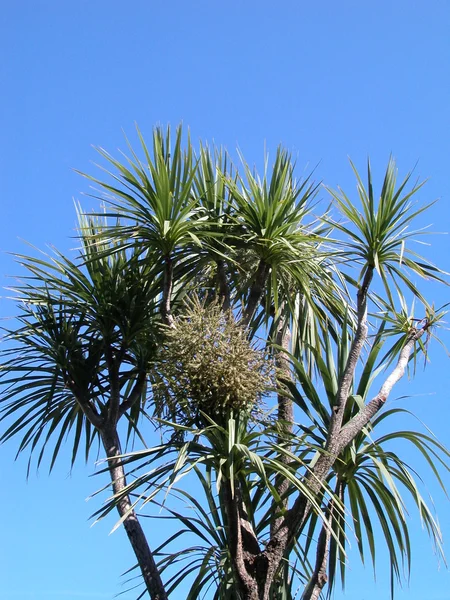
[152,297,273,427]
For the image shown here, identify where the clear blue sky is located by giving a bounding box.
[1,1,449,599]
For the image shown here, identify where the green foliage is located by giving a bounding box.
[0,212,160,470]
[0,125,448,600]
[81,125,201,257]
[288,319,449,597]
[326,158,447,305]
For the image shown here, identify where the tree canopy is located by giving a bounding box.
[1,125,448,600]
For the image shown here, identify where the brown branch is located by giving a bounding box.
[101,427,168,600]
[119,372,147,418]
[222,481,260,599]
[241,275,430,597]
[266,267,375,555]
[327,266,374,439]
[161,255,175,328]
[66,378,104,429]
[269,321,428,573]
[266,458,329,564]
[105,345,121,427]
[271,317,293,538]
[76,396,104,429]
[302,481,344,600]
[242,259,270,328]
[216,259,231,311]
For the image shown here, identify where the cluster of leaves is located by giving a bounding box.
[289,320,449,597]
[152,297,274,427]
[0,124,448,600]
[0,212,161,470]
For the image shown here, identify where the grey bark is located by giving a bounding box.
[260,322,429,599]
[271,318,293,538]
[101,427,168,600]
[69,363,167,600]
[236,270,429,599]
[337,324,428,451]
[325,267,373,450]
[222,481,261,600]
[119,373,146,417]
[302,482,344,600]
[161,255,175,328]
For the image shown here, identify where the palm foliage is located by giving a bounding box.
[290,319,449,599]
[0,210,168,599]
[0,212,161,469]
[326,158,447,306]
[0,125,448,600]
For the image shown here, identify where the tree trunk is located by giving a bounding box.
[222,480,261,599]
[243,260,270,328]
[101,428,168,600]
[302,482,343,600]
[271,318,293,537]
[216,259,231,311]
[161,255,175,328]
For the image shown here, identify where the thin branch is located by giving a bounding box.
[242,259,270,328]
[101,427,168,600]
[216,259,231,311]
[76,397,104,429]
[106,346,121,426]
[66,379,104,429]
[222,481,260,599]
[119,372,147,417]
[272,322,428,575]
[265,268,373,569]
[302,481,343,600]
[276,267,375,546]
[161,255,175,328]
[329,266,374,435]
[338,324,428,451]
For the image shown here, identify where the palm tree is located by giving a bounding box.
[0,211,168,600]
[289,319,448,600]
[1,126,448,600]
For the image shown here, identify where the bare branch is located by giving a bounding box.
[66,379,104,429]
[330,267,374,431]
[76,397,104,429]
[216,259,231,311]
[338,325,428,451]
[222,482,260,599]
[101,427,168,600]
[302,481,344,600]
[272,322,428,575]
[161,256,175,328]
[242,260,270,328]
[119,372,147,418]
[271,317,293,538]
[262,264,376,583]
[105,346,121,426]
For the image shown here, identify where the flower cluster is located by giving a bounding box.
[152,298,273,426]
